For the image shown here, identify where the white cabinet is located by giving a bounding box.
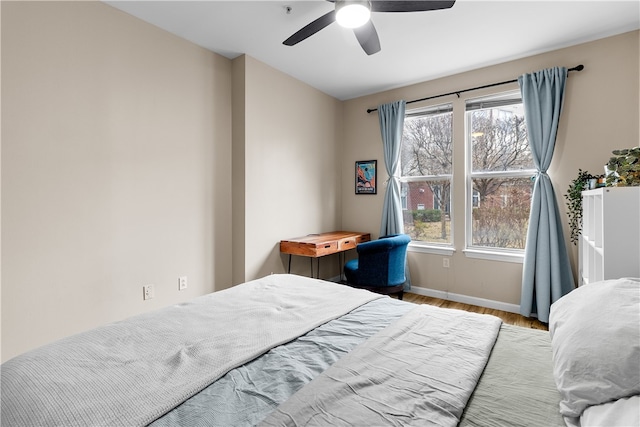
[579,187,640,286]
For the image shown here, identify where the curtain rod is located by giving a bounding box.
[366,64,584,114]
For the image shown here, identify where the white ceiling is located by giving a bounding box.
[104,0,640,100]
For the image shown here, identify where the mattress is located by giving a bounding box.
[1,274,566,426]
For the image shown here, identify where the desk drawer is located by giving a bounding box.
[338,238,357,251]
[355,234,371,244]
[315,241,338,256]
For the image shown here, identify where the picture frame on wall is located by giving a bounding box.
[355,160,377,194]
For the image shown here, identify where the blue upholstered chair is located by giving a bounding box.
[343,234,411,300]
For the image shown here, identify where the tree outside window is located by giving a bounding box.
[400,104,453,245]
[466,91,535,250]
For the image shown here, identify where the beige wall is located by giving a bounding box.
[233,55,344,283]
[342,31,640,306]
[2,1,344,360]
[1,1,233,361]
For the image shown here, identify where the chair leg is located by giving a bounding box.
[398,290,403,300]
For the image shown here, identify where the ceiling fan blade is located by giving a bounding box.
[283,10,336,46]
[371,1,456,13]
[353,21,381,55]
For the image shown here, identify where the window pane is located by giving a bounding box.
[402,180,451,244]
[468,98,533,172]
[471,177,532,249]
[401,110,453,177]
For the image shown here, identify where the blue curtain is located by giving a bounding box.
[378,101,410,289]
[378,101,406,236]
[518,67,574,323]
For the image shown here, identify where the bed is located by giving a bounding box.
[1,274,638,426]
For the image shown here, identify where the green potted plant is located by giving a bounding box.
[605,147,640,187]
[564,169,595,245]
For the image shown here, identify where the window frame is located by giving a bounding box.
[464,91,535,262]
[400,103,455,253]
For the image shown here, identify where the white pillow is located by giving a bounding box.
[580,394,640,427]
[549,278,640,418]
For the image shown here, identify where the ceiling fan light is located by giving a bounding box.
[336,1,371,28]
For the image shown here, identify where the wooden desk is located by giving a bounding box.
[280,231,371,278]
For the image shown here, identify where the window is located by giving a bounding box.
[399,92,533,257]
[400,103,453,245]
[466,91,534,251]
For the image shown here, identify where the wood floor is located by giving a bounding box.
[402,292,549,331]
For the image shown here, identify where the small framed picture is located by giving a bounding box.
[355,160,377,194]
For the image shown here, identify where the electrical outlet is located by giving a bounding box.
[443,258,450,268]
[143,284,155,300]
[178,276,188,291]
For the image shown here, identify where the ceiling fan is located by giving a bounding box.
[283,0,456,55]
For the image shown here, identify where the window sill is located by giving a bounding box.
[408,243,456,256]
[463,248,524,264]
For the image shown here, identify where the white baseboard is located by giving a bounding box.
[326,275,521,314]
[408,285,521,314]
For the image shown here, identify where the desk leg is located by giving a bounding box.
[286,255,319,278]
[317,257,320,278]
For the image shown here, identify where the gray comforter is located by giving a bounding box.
[152,297,414,426]
[155,299,563,427]
[1,274,381,427]
[260,304,502,426]
[5,272,550,427]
